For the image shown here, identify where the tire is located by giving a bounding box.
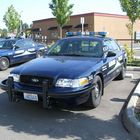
[115,65,126,80]
[0,57,10,70]
[36,51,43,58]
[85,76,103,108]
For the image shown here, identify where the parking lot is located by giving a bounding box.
[0,66,139,140]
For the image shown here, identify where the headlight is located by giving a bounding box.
[9,74,20,82]
[55,77,89,88]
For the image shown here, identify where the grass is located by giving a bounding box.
[127,59,140,67]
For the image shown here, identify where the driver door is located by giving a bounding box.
[13,40,26,63]
[102,40,117,84]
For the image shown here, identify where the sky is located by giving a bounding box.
[0,0,125,29]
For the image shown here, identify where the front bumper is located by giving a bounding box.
[0,78,93,108]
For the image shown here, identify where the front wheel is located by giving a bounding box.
[36,51,44,58]
[0,57,10,70]
[85,76,103,108]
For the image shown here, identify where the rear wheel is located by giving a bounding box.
[116,65,126,80]
[36,51,44,58]
[85,76,103,108]
[0,57,10,70]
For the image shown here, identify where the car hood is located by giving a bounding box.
[12,56,102,78]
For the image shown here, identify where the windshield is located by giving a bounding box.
[48,38,103,57]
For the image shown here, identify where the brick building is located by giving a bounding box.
[32,12,140,43]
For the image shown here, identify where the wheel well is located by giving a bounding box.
[96,73,104,95]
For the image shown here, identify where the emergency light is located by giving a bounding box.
[66,31,108,37]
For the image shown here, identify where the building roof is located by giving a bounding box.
[33,12,128,23]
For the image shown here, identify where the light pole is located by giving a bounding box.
[81,17,85,34]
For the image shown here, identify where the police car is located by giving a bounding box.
[0,38,46,70]
[0,32,127,108]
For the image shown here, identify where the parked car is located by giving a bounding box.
[0,38,46,70]
[0,32,127,109]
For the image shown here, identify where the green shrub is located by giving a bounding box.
[127,59,140,67]
[48,41,55,48]
[123,44,134,63]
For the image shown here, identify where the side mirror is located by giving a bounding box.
[107,51,116,57]
[13,45,20,50]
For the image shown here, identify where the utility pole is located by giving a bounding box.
[19,11,23,35]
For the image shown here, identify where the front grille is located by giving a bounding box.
[20,75,53,88]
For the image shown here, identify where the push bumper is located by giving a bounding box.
[0,79,7,91]
[0,78,93,108]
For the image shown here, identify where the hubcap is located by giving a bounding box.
[37,52,42,57]
[2,60,7,67]
[0,58,8,69]
[93,84,100,99]
[38,53,41,57]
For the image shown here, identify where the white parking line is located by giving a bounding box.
[125,73,134,79]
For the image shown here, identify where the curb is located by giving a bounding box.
[123,82,140,140]
[127,66,140,71]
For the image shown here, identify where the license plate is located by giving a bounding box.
[24,93,38,101]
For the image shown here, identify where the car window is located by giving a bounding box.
[6,40,16,49]
[110,40,121,51]
[104,39,120,52]
[0,40,16,49]
[15,40,25,49]
[0,41,5,49]
[48,38,103,57]
[15,39,36,49]
[103,40,112,50]
[24,40,36,48]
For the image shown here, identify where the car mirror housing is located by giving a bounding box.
[107,51,116,57]
[13,45,20,50]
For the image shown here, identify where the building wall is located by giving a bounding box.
[134,19,140,33]
[33,13,95,42]
[94,14,129,39]
[94,13,140,40]
[32,12,140,43]
[66,14,94,31]
[33,19,57,42]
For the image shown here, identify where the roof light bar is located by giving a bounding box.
[66,31,108,37]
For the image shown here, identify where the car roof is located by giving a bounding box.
[62,36,112,41]
[0,38,34,43]
[0,38,19,42]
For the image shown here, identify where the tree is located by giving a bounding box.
[2,29,8,37]
[119,0,140,55]
[30,24,33,28]
[3,5,21,34]
[49,0,74,38]
[22,23,29,30]
[0,29,8,37]
[126,23,133,36]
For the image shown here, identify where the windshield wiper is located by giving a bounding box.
[62,53,87,57]
[48,53,60,56]
[48,53,87,57]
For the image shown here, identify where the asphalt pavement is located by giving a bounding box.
[0,67,139,140]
